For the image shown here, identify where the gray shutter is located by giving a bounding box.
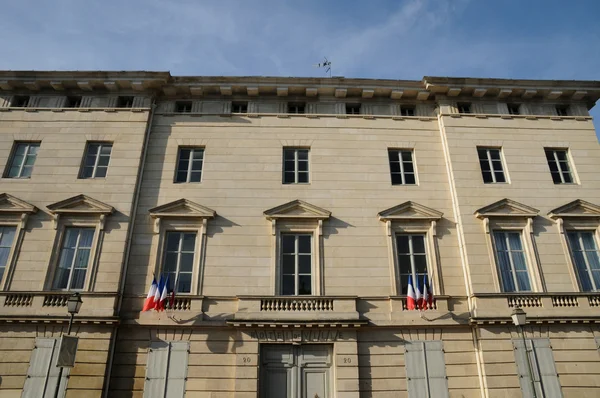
[595,336,600,353]
[405,341,427,398]
[513,339,536,398]
[165,341,189,398]
[532,339,563,398]
[424,341,449,398]
[144,341,170,398]
[22,338,69,398]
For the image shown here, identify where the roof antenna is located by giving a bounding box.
[314,57,332,77]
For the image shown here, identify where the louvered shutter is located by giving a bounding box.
[405,341,427,398]
[532,339,563,398]
[144,341,170,398]
[513,339,536,398]
[22,338,69,398]
[165,341,189,398]
[424,341,449,398]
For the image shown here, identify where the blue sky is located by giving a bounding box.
[3,0,600,137]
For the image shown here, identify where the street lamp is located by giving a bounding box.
[54,293,83,398]
[511,307,537,398]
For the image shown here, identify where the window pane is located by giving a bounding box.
[189,171,202,182]
[397,255,412,275]
[177,159,189,173]
[550,171,562,184]
[73,249,90,269]
[179,253,194,272]
[284,160,295,172]
[283,171,295,184]
[24,154,36,166]
[297,173,309,183]
[182,233,196,252]
[163,253,178,272]
[404,174,416,185]
[297,150,308,160]
[401,151,412,162]
[87,144,99,155]
[544,150,554,161]
[562,172,572,183]
[412,236,425,254]
[515,270,531,291]
[297,161,308,172]
[555,151,567,161]
[391,173,402,185]
[190,160,203,171]
[298,275,311,295]
[494,171,506,183]
[70,269,87,290]
[179,149,191,161]
[403,162,414,173]
[177,273,192,293]
[283,150,295,161]
[14,144,27,156]
[481,171,493,183]
[53,268,70,289]
[192,150,204,160]
[547,161,559,173]
[79,229,94,248]
[479,160,491,172]
[0,248,10,269]
[282,255,295,275]
[573,251,593,291]
[0,227,15,247]
[8,166,20,178]
[388,150,399,162]
[298,235,311,254]
[399,274,409,295]
[175,171,188,183]
[413,255,427,274]
[489,150,500,160]
[282,275,295,295]
[396,236,409,254]
[508,233,523,250]
[64,229,79,248]
[477,149,487,159]
[298,255,311,274]
[166,233,181,252]
[97,156,110,167]
[389,162,400,173]
[282,235,295,254]
[95,167,107,178]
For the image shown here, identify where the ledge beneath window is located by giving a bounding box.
[0,291,118,318]
[233,296,360,322]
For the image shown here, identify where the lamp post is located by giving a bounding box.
[53,293,83,398]
[511,307,537,398]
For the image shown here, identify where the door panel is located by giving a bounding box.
[302,368,328,398]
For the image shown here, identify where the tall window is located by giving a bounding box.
[477,147,506,183]
[287,103,305,114]
[493,231,531,292]
[80,143,112,179]
[0,227,16,283]
[5,142,40,178]
[567,231,600,291]
[396,234,427,295]
[162,232,196,294]
[53,228,95,290]
[346,103,361,115]
[544,149,574,184]
[175,147,204,183]
[283,148,309,184]
[388,149,416,185]
[281,234,312,295]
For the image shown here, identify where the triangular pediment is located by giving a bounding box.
[149,199,216,219]
[548,199,600,219]
[475,198,539,219]
[0,193,37,214]
[378,201,443,221]
[47,194,113,215]
[264,200,331,220]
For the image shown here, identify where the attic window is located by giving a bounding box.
[232,102,248,113]
[507,104,520,115]
[175,101,192,113]
[457,103,472,114]
[12,96,30,107]
[400,106,415,116]
[288,103,305,114]
[66,96,82,108]
[345,103,361,115]
[555,105,569,116]
[116,96,134,108]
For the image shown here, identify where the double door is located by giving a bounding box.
[260,344,331,398]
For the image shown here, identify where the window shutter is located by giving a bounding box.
[532,339,563,398]
[405,341,427,398]
[513,339,536,398]
[424,341,449,398]
[144,341,170,398]
[165,341,189,398]
[23,338,69,398]
[596,336,600,353]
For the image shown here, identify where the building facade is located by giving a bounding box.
[0,71,598,398]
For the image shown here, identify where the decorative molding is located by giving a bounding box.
[474,198,539,219]
[47,194,114,229]
[548,199,600,220]
[378,201,443,222]
[264,199,331,222]
[149,198,216,235]
[0,193,37,217]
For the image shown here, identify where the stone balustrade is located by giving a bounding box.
[0,292,118,318]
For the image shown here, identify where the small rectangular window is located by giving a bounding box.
[507,104,520,115]
[287,103,305,114]
[66,96,82,108]
[283,148,309,184]
[11,96,30,107]
[80,142,112,179]
[175,147,204,183]
[0,226,16,283]
[555,105,569,116]
[457,102,472,114]
[116,96,134,108]
[493,231,531,292]
[232,101,248,113]
[388,149,416,185]
[281,234,312,295]
[567,231,600,292]
[544,148,574,184]
[477,147,506,183]
[400,106,415,116]
[53,227,95,290]
[345,103,361,115]
[5,142,40,178]
[396,234,428,295]
[162,231,196,294]
[175,101,192,113]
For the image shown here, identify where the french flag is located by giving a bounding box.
[421,274,434,310]
[406,275,417,310]
[153,275,165,311]
[142,277,158,312]
[415,275,423,309]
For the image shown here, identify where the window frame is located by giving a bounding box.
[345,103,361,115]
[11,96,30,107]
[279,233,313,296]
[116,96,134,108]
[52,226,96,291]
[282,147,310,184]
[287,102,306,114]
[4,141,41,179]
[491,230,533,293]
[175,101,192,113]
[555,105,569,116]
[394,233,429,296]
[79,142,113,179]
[388,148,417,186]
[457,102,472,114]
[507,103,521,115]
[544,148,576,184]
[174,146,204,184]
[477,147,508,184]
[160,231,198,295]
[66,96,82,108]
[400,106,416,117]
[232,101,248,114]
[566,230,600,292]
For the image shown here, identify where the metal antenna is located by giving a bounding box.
[313,57,332,77]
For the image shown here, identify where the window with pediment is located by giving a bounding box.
[0,193,37,290]
[475,198,543,293]
[149,199,215,295]
[378,201,443,296]
[46,194,113,291]
[264,200,331,296]
[549,199,600,292]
